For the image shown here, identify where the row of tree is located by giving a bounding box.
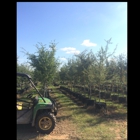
[58,38,127,97]
[17,39,127,96]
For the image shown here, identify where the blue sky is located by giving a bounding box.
[17,2,127,65]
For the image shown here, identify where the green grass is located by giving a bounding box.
[50,86,127,140]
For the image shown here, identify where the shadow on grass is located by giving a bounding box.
[50,94,64,100]
[56,88,127,123]
[85,106,127,121]
[56,115,72,122]
[107,112,127,120]
[85,117,107,126]
[69,97,84,107]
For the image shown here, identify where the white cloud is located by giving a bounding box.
[61,47,80,55]
[59,57,67,61]
[81,40,97,47]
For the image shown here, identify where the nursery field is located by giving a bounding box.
[17,86,127,140]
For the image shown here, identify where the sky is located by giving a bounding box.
[17,2,127,66]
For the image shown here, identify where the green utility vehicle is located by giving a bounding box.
[17,72,57,134]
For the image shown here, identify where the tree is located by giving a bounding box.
[66,58,78,90]
[23,41,60,95]
[93,38,117,101]
[58,38,127,101]
[59,64,69,84]
[115,53,127,94]
[17,61,34,89]
[74,50,94,91]
[17,62,33,75]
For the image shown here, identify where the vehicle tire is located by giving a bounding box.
[35,112,56,134]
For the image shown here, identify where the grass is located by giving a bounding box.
[17,84,127,139]
[50,86,127,140]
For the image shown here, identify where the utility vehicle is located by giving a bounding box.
[17,72,57,134]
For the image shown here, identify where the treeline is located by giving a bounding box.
[58,38,127,95]
[17,39,127,95]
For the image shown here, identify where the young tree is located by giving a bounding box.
[17,62,33,75]
[17,61,34,89]
[75,50,94,91]
[116,53,127,94]
[23,41,60,95]
[67,58,79,90]
[59,64,70,85]
[92,38,117,101]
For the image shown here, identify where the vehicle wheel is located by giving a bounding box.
[35,112,56,134]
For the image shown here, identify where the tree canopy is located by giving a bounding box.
[23,41,60,89]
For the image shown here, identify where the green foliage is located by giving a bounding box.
[17,62,33,76]
[74,50,95,85]
[59,38,127,93]
[22,41,60,89]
